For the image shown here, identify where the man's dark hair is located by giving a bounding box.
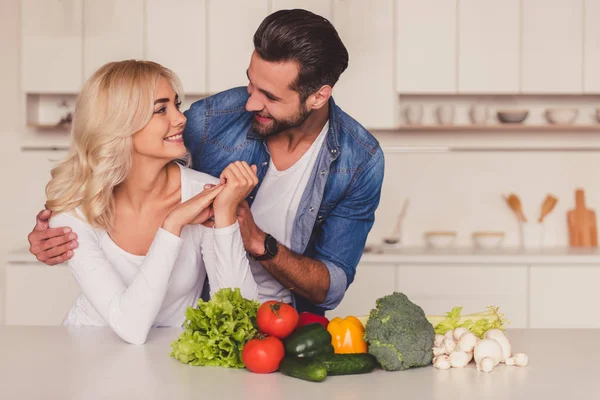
[253,9,349,102]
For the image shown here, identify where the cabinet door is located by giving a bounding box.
[326,264,396,319]
[584,0,600,92]
[332,0,396,129]
[206,0,269,93]
[530,266,600,328]
[522,0,583,93]
[146,0,207,94]
[21,0,83,93]
[83,0,145,80]
[396,265,529,328]
[396,0,457,93]
[270,0,331,18]
[458,0,520,93]
[5,264,79,326]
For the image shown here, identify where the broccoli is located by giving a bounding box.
[364,292,435,371]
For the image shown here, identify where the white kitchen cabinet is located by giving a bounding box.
[396,265,529,328]
[396,0,457,93]
[206,0,269,93]
[5,264,79,326]
[529,266,600,328]
[584,0,600,92]
[270,0,332,18]
[326,264,397,319]
[146,0,207,94]
[332,0,396,129]
[522,0,583,93]
[21,0,83,93]
[83,0,145,80]
[458,0,520,93]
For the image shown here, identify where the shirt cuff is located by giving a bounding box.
[317,259,347,310]
[155,227,184,246]
[212,220,240,236]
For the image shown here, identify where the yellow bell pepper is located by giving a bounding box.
[327,316,368,354]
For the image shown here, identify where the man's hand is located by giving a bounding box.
[27,209,78,265]
[236,200,266,256]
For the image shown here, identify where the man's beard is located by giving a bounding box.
[252,105,312,138]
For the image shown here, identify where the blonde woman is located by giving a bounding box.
[46,60,260,345]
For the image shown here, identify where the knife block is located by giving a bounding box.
[567,189,598,247]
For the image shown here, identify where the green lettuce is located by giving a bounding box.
[426,306,510,338]
[170,288,259,368]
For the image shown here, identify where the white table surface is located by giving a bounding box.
[0,327,598,399]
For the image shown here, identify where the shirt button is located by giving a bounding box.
[309,207,315,212]
[320,170,327,176]
[262,161,268,166]
[331,149,337,154]
[249,196,254,200]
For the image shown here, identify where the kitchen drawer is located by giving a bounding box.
[5,263,79,326]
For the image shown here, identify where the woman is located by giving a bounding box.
[46,60,260,345]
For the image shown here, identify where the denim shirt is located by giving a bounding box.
[183,87,385,315]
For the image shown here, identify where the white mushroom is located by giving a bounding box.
[433,354,451,370]
[444,330,455,340]
[453,327,469,341]
[478,357,495,373]
[443,337,457,354]
[474,339,503,370]
[506,353,528,367]
[458,331,479,353]
[483,329,512,363]
[434,334,445,348]
[433,346,447,357]
[449,351,471,368]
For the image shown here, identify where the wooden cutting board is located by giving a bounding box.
[567,189,598,247]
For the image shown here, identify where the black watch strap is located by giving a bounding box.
[249,234,278,261]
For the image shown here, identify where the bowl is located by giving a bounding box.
[497,109,529,124]
[472,232,505,249]
[545,108,578,125]
[424,231,457,248]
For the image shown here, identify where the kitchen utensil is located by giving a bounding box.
[436,105,455,125]
[545,108,578,125]
[520,222,545,249]
[497,110,528,124]
[567,189,598,247]
[504,193,527,222]
[472,232,504,249]
[424,231,457,248]
[404,105,424,125]
[383,199,409,245]
[538,194,558,222]
[469,104,489,124]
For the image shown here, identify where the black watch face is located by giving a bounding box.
[265,235,278,255]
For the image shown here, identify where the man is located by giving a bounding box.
[27,9,384,315]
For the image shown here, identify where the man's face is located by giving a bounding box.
[245,51,311,137]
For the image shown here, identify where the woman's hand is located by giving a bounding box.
[213,161,259,228]
[162,184,225,236]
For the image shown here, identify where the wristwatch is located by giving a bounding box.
[249,234,279,261]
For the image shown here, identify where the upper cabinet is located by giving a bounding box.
[522,0,583,93]
[458,0,520,93]
[270,0,331,18]
[396,0,457,93]
[146,0,207,94]
[21,0,83,93]
[206,0,269,94]
[584,0,600,93]
[83,0,144,80]
[333,0,396,129]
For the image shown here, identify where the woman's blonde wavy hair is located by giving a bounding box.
[45,60,184,230]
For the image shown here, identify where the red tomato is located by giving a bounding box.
[296,312,330,329]
[242,336,285,374]
[256,301,299,339]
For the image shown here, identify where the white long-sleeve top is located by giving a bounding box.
[49,164,259,345]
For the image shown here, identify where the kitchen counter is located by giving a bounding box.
[0,326,597,399]
[361,245,600,265]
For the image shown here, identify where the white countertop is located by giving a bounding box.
[361,246,600,265]
[8,246,600,266]
[0,327,596,399]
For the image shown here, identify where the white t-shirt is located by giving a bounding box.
[49,164,259,345]
[250,122,329,304]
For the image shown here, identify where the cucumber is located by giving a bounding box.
[279,357,328,382]
[316,353,378,376]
